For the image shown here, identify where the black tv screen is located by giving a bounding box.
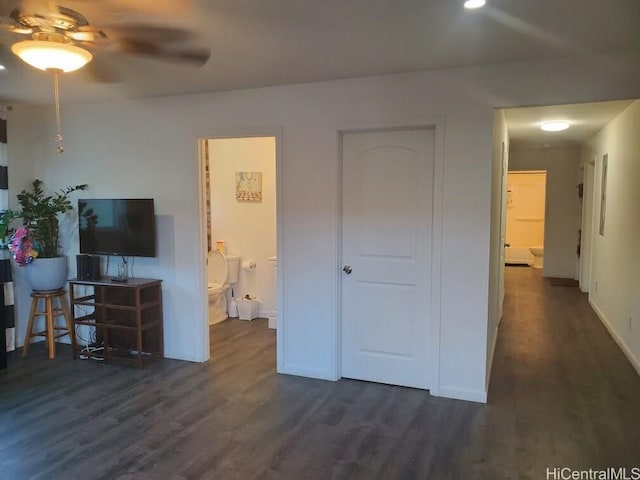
[78,199,156,257]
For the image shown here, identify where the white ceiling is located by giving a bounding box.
[504,100,635,150]
[0,1,638,146]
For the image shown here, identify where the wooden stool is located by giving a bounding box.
[23,289,76,359]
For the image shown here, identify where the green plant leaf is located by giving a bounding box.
[5,179,88,258]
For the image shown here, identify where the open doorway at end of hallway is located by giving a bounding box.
[505,170,547,269]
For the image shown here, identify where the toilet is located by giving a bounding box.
[208,251,240,324]
[529,246,544,269]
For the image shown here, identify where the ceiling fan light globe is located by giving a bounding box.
[11,40,92,72]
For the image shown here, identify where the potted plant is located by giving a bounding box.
[1,179,87,291]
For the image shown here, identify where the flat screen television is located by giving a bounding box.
[78,198,156,257]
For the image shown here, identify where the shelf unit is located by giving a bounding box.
[69,277,163,368]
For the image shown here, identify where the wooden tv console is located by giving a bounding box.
[69,277,163,368]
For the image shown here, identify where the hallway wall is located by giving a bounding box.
[584,100,640,373]
[509,148,581,278]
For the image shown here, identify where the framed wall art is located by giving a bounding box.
[236,171,262,202]
[599,154,608,236]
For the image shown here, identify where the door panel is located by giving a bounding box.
[341,129,434,389]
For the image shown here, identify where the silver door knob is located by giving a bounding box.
[343,265,352,274]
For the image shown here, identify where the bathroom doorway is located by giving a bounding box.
[199,134,279,359]
[505,171,547,268]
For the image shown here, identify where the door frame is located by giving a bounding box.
[497,141,508,323]
[579,158,596,292]
[336,118,445,394]
[196,127,284,364]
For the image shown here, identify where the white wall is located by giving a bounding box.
[6,51,640,402]
[509,148,581,278]
[584,100,640,373]
[208,137,276,316]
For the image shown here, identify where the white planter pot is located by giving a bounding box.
[25,256,68,291]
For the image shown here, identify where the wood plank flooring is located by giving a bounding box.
[1,267,639,479]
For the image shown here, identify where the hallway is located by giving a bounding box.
[466,266,640,476]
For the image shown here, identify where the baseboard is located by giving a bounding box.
[435,385,487,404]
[589,298,640,376]
[485,323,499,391]
[165,349,208,362]
[278,363,336,381]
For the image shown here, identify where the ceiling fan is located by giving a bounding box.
[0,0,210,152]
[0,0,210,73]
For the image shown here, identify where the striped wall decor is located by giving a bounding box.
[0,253,14,369]
[0,105,14,368]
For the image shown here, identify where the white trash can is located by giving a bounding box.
[237,297,259,321]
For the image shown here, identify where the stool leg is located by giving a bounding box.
[46,297,56,359]
[59,294,76,355]
[22,297,39,357]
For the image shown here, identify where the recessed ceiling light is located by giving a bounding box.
[540,121,570,132]
[464,0,486,9]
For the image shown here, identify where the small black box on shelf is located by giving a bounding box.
[76,254,101,280]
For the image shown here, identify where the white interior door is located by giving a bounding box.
[498,142,508,321]
[341,128,434,389]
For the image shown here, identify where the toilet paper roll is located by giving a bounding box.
[242,260,256,272]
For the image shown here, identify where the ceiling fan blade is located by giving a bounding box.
[103,24,195,43]
[82,54,121,83]
[117,38,209,65]
[68,0,193,18]
[66,26,107,42]
[160,46,210,66]
[96,23,209,66]
[0,1,20,18]
[3,23,33,34]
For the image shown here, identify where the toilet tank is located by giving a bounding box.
[225,255,240,284]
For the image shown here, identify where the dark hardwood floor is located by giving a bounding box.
[1,267,639,479]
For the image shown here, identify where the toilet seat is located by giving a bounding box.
[209,250,230,284]
[208,251,232,325]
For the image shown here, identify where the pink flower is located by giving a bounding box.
[8,227,39,267]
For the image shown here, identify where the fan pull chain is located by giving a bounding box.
[52,70,64,153]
